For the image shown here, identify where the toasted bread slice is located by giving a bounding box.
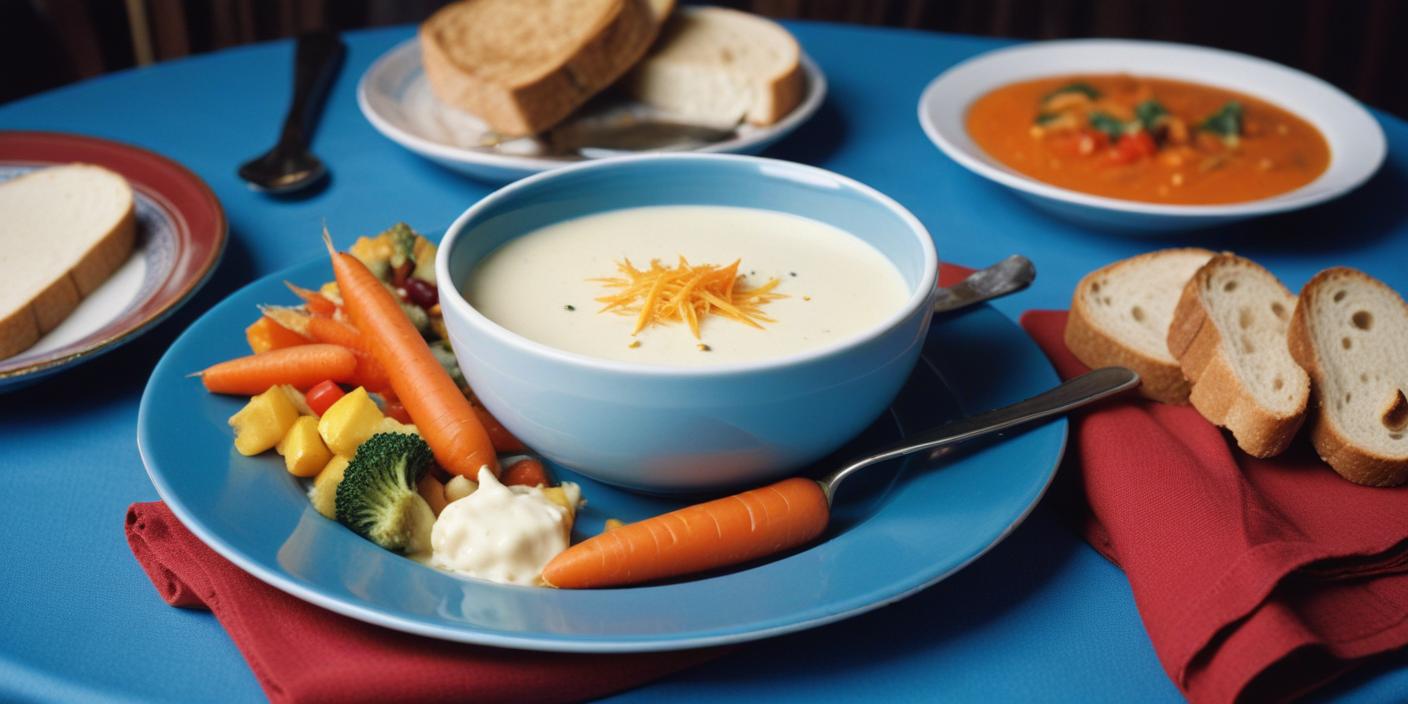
[1288,268,1408,486]
[419,0,674,137]
[1167,254,1308,457]
[1064,248,1214,403]
[623,7,805,127]
[0,164,136,360]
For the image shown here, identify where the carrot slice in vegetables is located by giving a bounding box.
[325,232,498,477]
[541,477,830,588]
[198,344,357,395]
[502,458,550,487]
[245,315,310,354]
[472,404,527,453]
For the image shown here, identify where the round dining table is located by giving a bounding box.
[3,21,1407,703]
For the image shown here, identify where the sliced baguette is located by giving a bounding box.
[419,0,674,137]
[623,7,805,127]
[1166,253,1308,457]
[0,164,136,360]
[1287,268,1408,486]
[1064,248,1214,403]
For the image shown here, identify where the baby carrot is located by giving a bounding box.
[502,458,550,487]
[301,316,393,393]
[198,344,357,395]
[284,281,338,317]
[541,477,830,588]
[472,404,527,453]
[325,232,498,477]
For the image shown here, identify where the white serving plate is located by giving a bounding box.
[358,30,826,184]
[918,39,1387,233]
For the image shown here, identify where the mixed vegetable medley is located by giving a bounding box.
[200,224,582,585]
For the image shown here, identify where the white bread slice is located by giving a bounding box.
[623,7,805,127]
[0,164,136,360]
[1064,248,1214,403]
[419,0,674,137]
[1288,268,1408,486]
[1167,254,1309,457]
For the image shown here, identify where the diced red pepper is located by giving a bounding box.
[382,396,413,424]
[1107,131,1158,165]
[304,380,346,417]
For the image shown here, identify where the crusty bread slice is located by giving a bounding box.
[623,7,805,127]
[1167,254,1309,457]
[0,164,136,360]
[1064,248,1214,403]
[419,0,674,137]
[1287,268,1408,486]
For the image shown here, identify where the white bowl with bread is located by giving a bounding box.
[358,2,826,182]
[1066,248,1408,486]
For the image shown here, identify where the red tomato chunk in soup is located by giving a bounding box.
[965,74,1331,205]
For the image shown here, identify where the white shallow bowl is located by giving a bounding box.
[358,31,827,184]
[918,39,1387,233]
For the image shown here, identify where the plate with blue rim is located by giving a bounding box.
[137,256,1066,652]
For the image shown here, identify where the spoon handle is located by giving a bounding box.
[277,30,346,152]
[933,255,1036,314]
[819,367,1140,500]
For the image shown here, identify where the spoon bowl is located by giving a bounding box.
[237,149,327,194]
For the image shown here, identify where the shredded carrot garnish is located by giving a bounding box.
[592,257,786,339]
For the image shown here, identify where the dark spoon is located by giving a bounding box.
[238,30,346,194]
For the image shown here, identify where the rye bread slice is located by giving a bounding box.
[1287,267,1408,486]
[1064,248,1214,403]
[1166,253,1308,457]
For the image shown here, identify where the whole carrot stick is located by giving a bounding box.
[325,232,498,477]
[198,344,357,395]
[302,316,394,392]
[541,477,830,588]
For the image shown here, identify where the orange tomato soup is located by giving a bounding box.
[966,74,1330,205]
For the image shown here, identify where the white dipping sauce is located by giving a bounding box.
[430,468,575,586]
[465,205,910,365]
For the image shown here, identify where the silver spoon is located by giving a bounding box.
[819,366,1139,503]
[238,30,346,194]
[934,254,1036,314]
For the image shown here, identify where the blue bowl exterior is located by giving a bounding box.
[438,156,938,493]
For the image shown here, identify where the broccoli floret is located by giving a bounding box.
[335,432,437,554]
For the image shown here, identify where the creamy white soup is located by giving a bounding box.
[464,205,910,366]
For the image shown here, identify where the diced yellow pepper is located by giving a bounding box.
[310,455,349,519]
[603,518,625,532]
[229,387,300,456]
[377,416,419,436]
[277,416,333,477]
[542,483,580,523]
[277,384,314,416]
[317,387,384,456]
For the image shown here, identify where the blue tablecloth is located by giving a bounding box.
[2,22,1406,703]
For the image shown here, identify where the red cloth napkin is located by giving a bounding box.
[125,502,720,704]
[1022,310,1408,704]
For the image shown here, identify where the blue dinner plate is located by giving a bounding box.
[137,257,1067,652]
